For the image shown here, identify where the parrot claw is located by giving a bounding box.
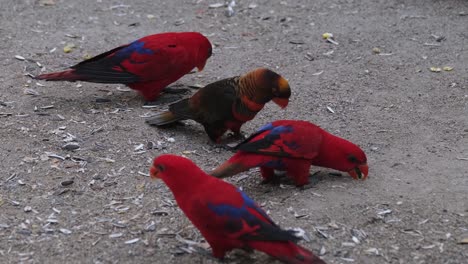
[195,247,213,257]
[261,170,292,185]
[226,132,247,140]
[298,183,316,190]
[218,132,246,146]
[230,249,257,263]
[145,93,185,106]
[212,144,236,151]
[261,174,282,185]
[298,174,323,190]
[200,252,225,262]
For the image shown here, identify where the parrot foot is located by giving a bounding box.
[261,170,291,185]
[162,87,191,94]
[212,143,236,152]
[298,182,317,190]
[219,132,246,146]
[226,131,246,140]
[261,174,282,185]
[195,247,213,257]
[144,93,185,106]
[241,246,254,253]
[231,248,256,262]
[202,253,225,262]
[298,172,323,189]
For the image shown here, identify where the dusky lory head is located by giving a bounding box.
[150,154,206,192]
[179,32,212,72]
[318,133,369,180]
[240,68,291,108]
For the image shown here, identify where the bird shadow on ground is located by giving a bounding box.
[264,170,345,188]
[174,247,257,264]
[236,170,349,195]
[30,83,195,112]
[144,84,195,106]
[146,121,215,145]
[146,120,248,150]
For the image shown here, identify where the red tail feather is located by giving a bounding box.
[248,241,326,264]
[210,159,249,179]
[210,153,267,179]
[35,70,80,81]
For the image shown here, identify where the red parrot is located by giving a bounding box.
[146,68,291,143]
[211,120,368,187]
[35,32,212,101]
[150,154,326,264]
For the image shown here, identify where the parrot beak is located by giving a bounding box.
[348,163,369,180]
[272,98,289,109]
[272,77,291,109]
[149,165,160,180]
[197,61,207,72]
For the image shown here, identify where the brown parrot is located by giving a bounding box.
[146,68,291,143]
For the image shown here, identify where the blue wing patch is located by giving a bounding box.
[207,189,300,242]
[269,125,293,136]
[236,124,296,157]
[257,122,274,134]
[284,140,300,150]
[256,124,293,137]
[261,159,286,169]
[262,125,293,144]
[238,190,274,224]
[208,189,275,231]
[116,40,154,58]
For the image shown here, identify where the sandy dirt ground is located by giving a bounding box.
[0,0,467,263]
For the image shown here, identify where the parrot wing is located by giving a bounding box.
[235,121,322,160]
[185,77,239,123]
[190,185,299,243]
[69,36,191,84]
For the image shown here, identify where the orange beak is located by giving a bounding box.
[348,163,369,180]
[149,165,160,180]
[197,61,207,72]
[272,98,289,109]
[272,76,290,109]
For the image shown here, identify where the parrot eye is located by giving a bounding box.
[347,155,358,164]
[156,164,165,172]
[272,85,279,94]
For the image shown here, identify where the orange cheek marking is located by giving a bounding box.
[278,77,289,91]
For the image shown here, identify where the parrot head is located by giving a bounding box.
[150,154,207,191]
[177,32,212,72]
[149,163,163,180]
[150,154,185,180]
[247,68,291,108]
[193,33,212,72]
[195,42,212,72]
[271,75,291,109]
[345,153,369,180]
[316,133,369,180]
